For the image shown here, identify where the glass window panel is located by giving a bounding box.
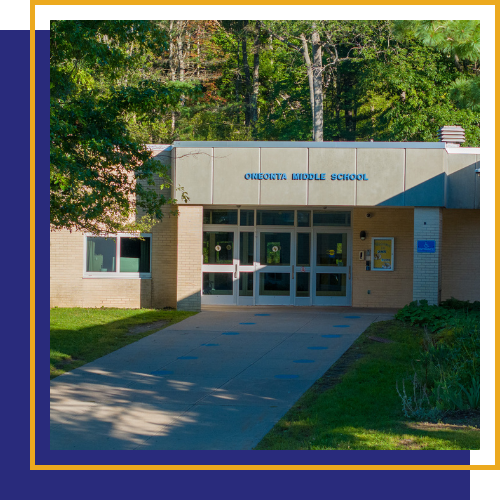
[297,211,311,227]
[240,210,255,226]
[203,232,234,264]
[259,273,290,296]
[296,272,310,297]
[313,211,351,227]
[316,233,347,266]
[256,210,294,226]
[203,209,237,225]
[86,237,116,272]
[239,272,254,297]
[203,272,233,295]
[120,237,151,273]
[316,273,347,296]
[296,233,310,266]
[260,232,291,265]
[240,232,254,265]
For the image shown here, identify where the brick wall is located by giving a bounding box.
[50,231,150,308]
[150,212,178,309]
[352,207,414,308]
[176,205,203,311]
[441,209,480,302]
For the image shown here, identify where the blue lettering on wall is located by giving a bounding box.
[244,172,369,181]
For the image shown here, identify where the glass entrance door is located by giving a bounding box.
[201,208,352,307]
[202,230,237,305]
[255,229,294,305]
[312,229,352,306]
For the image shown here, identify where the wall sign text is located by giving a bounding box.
[244,173,369,181]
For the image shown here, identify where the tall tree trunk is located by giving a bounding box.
[235,39,241,124]
[169,21,176,133]
[250,21,261,126]
[300,33,315,140]
[311,26,323,142]
[177,21,186,82]
[241,21,251,127]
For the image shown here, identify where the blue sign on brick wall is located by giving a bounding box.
[417,240,436,253]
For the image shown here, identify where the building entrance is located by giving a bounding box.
[201,208,352,306]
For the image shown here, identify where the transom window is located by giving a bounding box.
[203,208,351,228]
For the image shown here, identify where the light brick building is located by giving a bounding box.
[50,130,480,311]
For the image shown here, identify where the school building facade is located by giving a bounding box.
[50,128,480,311]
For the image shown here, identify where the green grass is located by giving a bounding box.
[255,320,479,450]
[50,308,197,378]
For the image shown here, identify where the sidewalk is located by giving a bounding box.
[50,307,395,450]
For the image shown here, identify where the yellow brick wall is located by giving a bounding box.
[352,207,414,308]
[50,231,151,308]
[441,209,480,302]
[151,212,178,309]
[176,205,203,311]
[50,218,178,309]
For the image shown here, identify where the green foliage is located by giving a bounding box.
[392,20,480,114]
[440,297,480,312]
[396,300,480,414]
[395,300,454,332]
[50,21,197,233]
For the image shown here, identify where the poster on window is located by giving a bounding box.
[372,237,394,271]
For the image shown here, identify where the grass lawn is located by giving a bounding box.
[255,320,479,450]
[50,308,197,379]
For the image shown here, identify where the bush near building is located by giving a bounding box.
[395,299,480,419]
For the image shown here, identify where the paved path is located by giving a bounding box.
[50,307,396,450]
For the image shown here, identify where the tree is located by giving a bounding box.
[392,20,480,112]
[50,20,197,234]
[259,21,396,141]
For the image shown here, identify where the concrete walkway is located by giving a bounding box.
[50,307,396,450]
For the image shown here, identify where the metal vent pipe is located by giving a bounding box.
[438,125,465,147]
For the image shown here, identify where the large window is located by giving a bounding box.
[84,234,151,277]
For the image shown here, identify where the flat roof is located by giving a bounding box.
[172,141,447,149]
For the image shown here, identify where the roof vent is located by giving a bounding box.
[438,126,465,147]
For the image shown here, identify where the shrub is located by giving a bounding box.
[395,300,454,332]
[396,300,480,415]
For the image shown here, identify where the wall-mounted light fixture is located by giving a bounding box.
[360,231,366,241]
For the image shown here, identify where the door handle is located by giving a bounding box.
[292,265,294,279]
[348,265,351,280]
[234,263,238,279]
